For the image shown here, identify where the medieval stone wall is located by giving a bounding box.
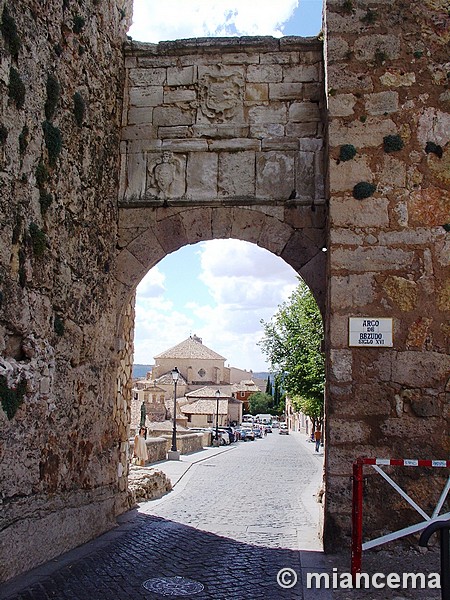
[0,0,132,581]
[324,0,450,549]
[0,0,449,585]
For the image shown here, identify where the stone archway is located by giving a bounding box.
[115,205,327,312]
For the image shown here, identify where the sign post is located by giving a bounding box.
[349,318,393,347]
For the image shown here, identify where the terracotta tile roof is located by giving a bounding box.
[181,399,228,415]
[230,380,260,393]
[185,386,228,398]
[154,371,188,385]
[154,336,226,361]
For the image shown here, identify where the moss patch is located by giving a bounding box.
[42,121,62,167]
[0,375,27,419]
[353,182,376,200]
[1,5,21,58]
[35,160,50,188]
[18,125,29,154]
[0,124,8,145]
[339,144,357,162]
[45,74,60,121]
[73,92,85,127]
[29,222,47,257]
[39,190,53,214]
[8,67,25,109]
[425,142,443,158]
[383,134,404,153]
[73,15,85,34]
[54,314,65,336]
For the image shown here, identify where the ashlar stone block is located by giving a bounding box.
[365,91,399,116]
[245,83,269,103]
[218,151,255,197]
[153,106,196,127]
[129,86,163,107]
[329,116,396,148]
[249,104,287,125]
[186,152,218,200]
[328,94,357,117]
[289,102,320,122]
[247,64,282,83]
[167,66,196,86]
[128,67,166,86]
[329,156,373,192]
[256,151,295,200]
[269,83,303,100]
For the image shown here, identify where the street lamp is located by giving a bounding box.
[215,389,220,446]
[168,366,180,460]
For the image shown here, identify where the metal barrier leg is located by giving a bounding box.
[351,460,364,580]
[441,528,449,600]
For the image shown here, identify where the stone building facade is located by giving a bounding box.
[0,0,448,584]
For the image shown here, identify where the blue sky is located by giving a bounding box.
[130,1,323,371]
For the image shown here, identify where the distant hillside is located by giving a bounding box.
[133,364,152,379]
[253,372,270,381]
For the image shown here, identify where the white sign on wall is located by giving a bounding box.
[349,318,393,347]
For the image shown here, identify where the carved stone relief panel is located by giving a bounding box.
[256,151,295,200]
[146,151,186,198]
[198,67,245,123]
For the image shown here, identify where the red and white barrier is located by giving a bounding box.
[351,457,450,578]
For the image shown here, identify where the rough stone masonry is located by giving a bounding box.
[0,0,449,584]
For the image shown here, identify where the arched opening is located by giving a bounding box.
[125,239,328,545]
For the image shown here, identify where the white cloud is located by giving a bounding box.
[137,266,166,298]
[182,240,298,370]
[134,241,299,371]
[129,0,299,43]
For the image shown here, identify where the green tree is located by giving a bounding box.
[265,376,273,396]
[248,391,273,415]
[259,279,324,412]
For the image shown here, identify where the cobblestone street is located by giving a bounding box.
[1,432,328,600]
[0,432,443,600]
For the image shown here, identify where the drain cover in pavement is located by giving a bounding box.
[142,576,204,596]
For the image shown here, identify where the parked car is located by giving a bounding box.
[253,427,263,439]
[265,425,272,433]
[234,427,247,441]
[279,424,289,435]
[240,424,255,440]
[225,426,237,442]
[218,427,236,443]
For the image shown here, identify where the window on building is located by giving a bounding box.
[207,414,213,423]
[187,414,192,422]
[133,393,138,400]
[240,392,245,398]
